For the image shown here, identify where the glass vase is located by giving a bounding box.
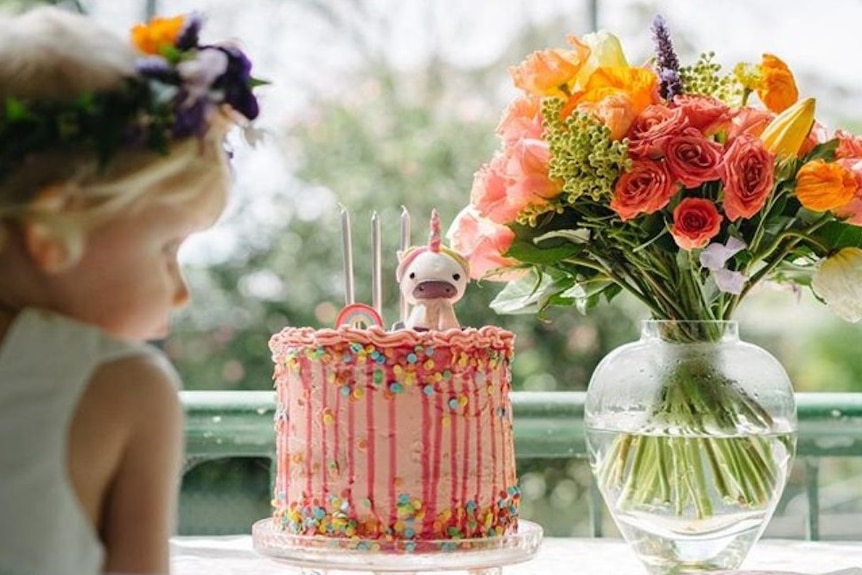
[585,320,797,574]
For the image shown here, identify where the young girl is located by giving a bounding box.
[0,7,262,574]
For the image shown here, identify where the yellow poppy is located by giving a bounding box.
[795,160,857,212]
[757,54,798,113]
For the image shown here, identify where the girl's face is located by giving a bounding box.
[46,184,226,341]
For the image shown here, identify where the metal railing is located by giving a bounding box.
[181,391,862,539]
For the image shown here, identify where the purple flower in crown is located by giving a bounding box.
[172,98,209,138]
[651,15,682,101]
[212,45,260,121]
[135,56,180,84]
[176,12,202,51]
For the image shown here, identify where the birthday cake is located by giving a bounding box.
[268,211,520,541]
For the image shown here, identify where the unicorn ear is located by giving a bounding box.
[395,247,411,282]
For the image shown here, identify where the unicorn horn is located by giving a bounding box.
[428,209,441,253]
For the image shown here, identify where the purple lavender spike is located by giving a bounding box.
[651,15,682,101]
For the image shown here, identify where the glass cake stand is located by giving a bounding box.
[251,518,543,575]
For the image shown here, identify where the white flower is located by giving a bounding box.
[700,237,747,295]
[812,247,862,323]
[700,236,746,270]
[177,48,229,103]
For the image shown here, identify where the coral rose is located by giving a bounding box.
[673,95,732,136]
[671,198,723,250]
[757,54,798,114]
[718,134,775,221]
[794,159,857,212]
[446,207,520,281]
[728,107,774,140]
[610,159,678,221]
[663,127,725,188]
[626,104,689,159]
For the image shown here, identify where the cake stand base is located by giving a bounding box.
[251,518,543,575]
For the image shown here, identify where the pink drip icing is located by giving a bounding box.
[421,386,432,534]
[449,379,459,509]
[429,391,444,528]
[461,377,471,508]
[333,383,342,502]
[300,355,313,497]
[474,376,482,505]
[489,381,498,501]
[347,381,356,501]
[321,362,329,502]
[366,374,376,513]
[388,386,397,525]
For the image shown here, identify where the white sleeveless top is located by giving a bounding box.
[0,308,163,575]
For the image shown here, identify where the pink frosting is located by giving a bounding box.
[269,325,520,540]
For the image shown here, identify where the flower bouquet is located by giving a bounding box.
[447,14,862,569]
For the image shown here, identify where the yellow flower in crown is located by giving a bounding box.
[131,14,186,56]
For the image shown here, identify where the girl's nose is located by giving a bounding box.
[173,272,191,309]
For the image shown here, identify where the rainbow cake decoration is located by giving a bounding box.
[268,209,520,543]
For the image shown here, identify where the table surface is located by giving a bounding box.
[171,535,862,575]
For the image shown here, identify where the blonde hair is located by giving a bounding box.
[0,7,233,266]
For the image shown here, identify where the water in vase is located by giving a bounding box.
[587,428,796,574]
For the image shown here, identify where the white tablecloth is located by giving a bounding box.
[171,536,862,574]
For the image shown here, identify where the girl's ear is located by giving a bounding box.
[21,184,75,273]
[22,222,70,273]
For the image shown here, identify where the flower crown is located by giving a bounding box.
[0,13,265,180]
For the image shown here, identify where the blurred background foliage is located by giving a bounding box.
[5,0,862,537]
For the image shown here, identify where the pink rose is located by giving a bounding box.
[663,127,724,188]
[728,107,773,140]
[835,129,862,160]
[671,197,723,250]
[470,154,518,224]
[610,159,679,221]
[446,206,521,281]
[672,94,732,136]
[496,95,544,143]
[470,138,560,225]
[719,134,775,221]
[833,158,862,225]
[626,104,689,159]
[799,121,829,157]
[501,137,560,205]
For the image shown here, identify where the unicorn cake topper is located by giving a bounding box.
[395,210,470,331]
